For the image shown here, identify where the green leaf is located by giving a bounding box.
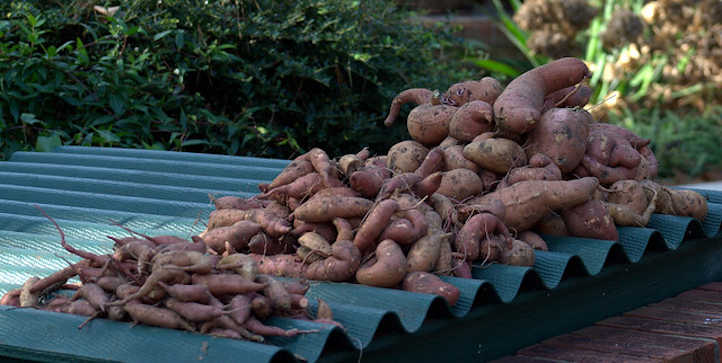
[470,58,521,77]
[35,134,62,152]
[109,94,125,115]
[75,38,89,66]
[153,30,174,41]
[181,139,210,147]
[96,129,120,143]
[20,113,42,125]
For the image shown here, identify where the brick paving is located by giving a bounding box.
[494,282,722,362]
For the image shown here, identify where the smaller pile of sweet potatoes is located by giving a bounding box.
[1,212,340,344]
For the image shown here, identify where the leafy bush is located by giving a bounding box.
[0,0,480,160]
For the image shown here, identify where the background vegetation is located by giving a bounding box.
[0,0,481,160]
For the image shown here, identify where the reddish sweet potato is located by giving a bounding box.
[124,303,195,331]
[499,153,562,188]
[165,298,226,322]
[415,147,445,178]
[205,208,291,237]
[542,84,593,111]
[525,108,591,173]
[562,199,619,241]
[407,232,452,272]
[191,274,267,296]
[20,277,40,307]
[293,196,373,223]
[406,102,457,145]
[402,271,460,306]
[455,213,511,261]
[158,282,212,304]
[442,77,504,107]
[71,283,109,312]
[460,177,599,231]
[384,88,434,127]
[217,253,258,281]
[379,209,428,245]
[448,100,493,142]
[305,240,361,282]
[441,145,480,172]
[377,172,422,200]
[533,213,568,236]
[228,294,252,325]
[501,239,536,266]
[518,231,548,251]
[213,196,267,210]
[261,172,325,202]
[1,289,21,307]
[353,199,400,252]
[350,168,386,198]
[261,160,314,193]
[200,220,262,253]
[356,240,407,288]
[493,57,590,135]
[252,254,305,278]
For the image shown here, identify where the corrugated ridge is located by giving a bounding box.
[0,146,720,363]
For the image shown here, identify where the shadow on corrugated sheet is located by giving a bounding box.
[0,146,720,363]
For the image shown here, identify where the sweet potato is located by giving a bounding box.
[260,159,314,193]
[305,240,361,282]
[562,199,618,241]
[533,213,568,236]
[377,172,422,200]
[425,210,444,231]
[338,149,368,176]
[293,196,373,223]
[205,208,291,237]
[158,282,211,304]
[29,260,88,294]
[501,239,536,266]
[109,267,190,306]
[248,232,294,255]
[439,135,459,148]
[442,77,504,106]
[441,145,480,172]
[1,289,21,307]
[646,184,708,221]
[217,253,258,281]
[499,153,562,188]
[463,137,527,174]
[455,213,510,261]
[356,240,407,288]
[252,254,305,278]
[353,199,400,252]
[295,148,338,188]
[435,169,483,201]
[406,101,457,145]
[165,298,226,322]
[152,250,217,274]
[448,100,493,142]
[191,274,267,296]
[460,177,599,231]
[68,299,98,316]
[332,217,354,242]
[493,57,591,135]
[434,238,453,275]
[309,187,361,201]
[392,193,432,213]
[429,193,461,228]
[256,275,292,311]
[407,232,452,272]
[525,108,591,173]
[518,231,548,251]
[379,209,428,245]
[387,140,429,174]
[402,271,460,306]
[384,88,434,127]
[213,196,267,211]
[200,220,262,253]
[228,294,252,325]
[574,123,657,185]
[542,83,593,111]
[415,147,445,178]
[20,277,41,307]
[414,172,443,198]
[124,303,195,331]
[261,172,324,202]
[71,283,109,312]
[350,168,386,198]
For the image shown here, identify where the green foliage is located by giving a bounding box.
[0,0,478,160]
[608,106,722,177]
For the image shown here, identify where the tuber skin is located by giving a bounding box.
[493,57,591,135]
[442,77,504,107]
[124,303,195,332]
[293,196,373,223]
[455,213,511,261]
[448,100,493,142]
[406,103,457,145]
[356,240,407,288]
[205,208,291,237]
[402,271,460,307]
[353,199,400,252]
[305,240,362,282]
[499,153,562,189]
[213,196,267,211]
[501,239,536,266]
[415,147,445,179]
[384,88,434,127]
[463,137,527,174]
[542,84,593,112]
[518,231,548,251]
[387,140,429,174]
[562,199,619,241]
[260,159,314,193]
[191,274,267,296]
[525,108,591,173]
[435,169,483,201]
[199,220,262,254]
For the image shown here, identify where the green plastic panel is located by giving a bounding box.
[0,146,720,363]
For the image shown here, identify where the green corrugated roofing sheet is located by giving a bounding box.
[0,146,721,362]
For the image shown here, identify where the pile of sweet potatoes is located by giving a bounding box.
[1,212,340,344]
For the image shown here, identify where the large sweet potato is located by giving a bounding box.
[525,108,591,173]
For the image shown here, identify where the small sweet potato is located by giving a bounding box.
[518,231,548,251]
[501,239,536,266]
[499,153,562,188]
[429,193,461,228]
[455,213,510,261]
[435,169,483,201]
[533,213,568,236]
[356,240,407,288]
[542,84,593,111]
[442,77,504,107]
[205,209,291,237]
[293,196,374,223]
[415,147,445,178]
[562,199,618,241]
[228,294,252,325]
[441,145,480,172]
[261,159,314,193]
[387,140,429,174]
[406,103,457,145]
[71,283,109,312]
[191,274,267,296]
[217,253,258,281]
[463,137,527,174]
[377,172,422,200]
[448,100,493,142]
[20,277,41,307]
[350,167,386,198]
[1,289,21,307]
[402,271,460,306]
[158,282,211,304]
[253,254,305,278]
[165,298,226,322]
[213,196,267,211]
[407,232,452,272]
[260,173,325,202]
[124,303,195,331]
[248,232,295,255]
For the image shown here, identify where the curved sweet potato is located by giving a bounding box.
[356,240,407,288]
[533,213,568,236]
[354,199,400,252]
[435,169,483,201]
[499,153,562,188]
[407,232,451,272]
[501,239,536,266]
[205,208,291,237]
[441,145,480,172]
[253,254,305,278]
[200,220,262,253]
[415,147,445,178]
[518,230,548,251]
[455,213,510,261]
[305,240,361,282]
[460,177,599,231]
[379,209,428,245]
[542,84,593,111]
[402,271,460,306]
[350,167,386,198]
[494,57,590,135]
[213,196,267,210]
[261,159,314,192]
[384,88,434,127]
[260,172,325,202]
